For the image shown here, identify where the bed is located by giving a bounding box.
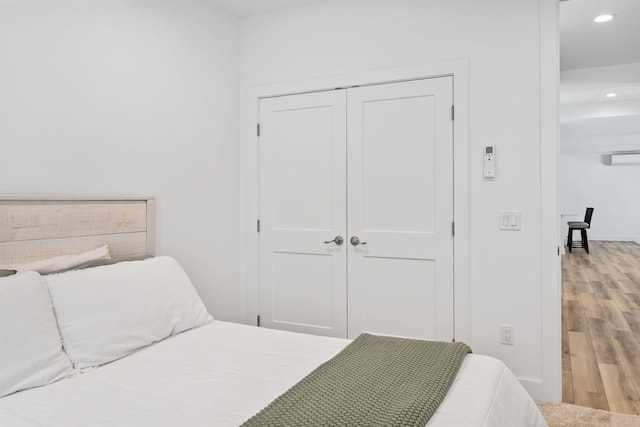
[0,197,546,427]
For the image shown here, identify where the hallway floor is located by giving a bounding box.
[563,240,640,414]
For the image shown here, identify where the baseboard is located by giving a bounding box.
[518,377,559,403]
[562,236,640,253]
[589,235,640,242]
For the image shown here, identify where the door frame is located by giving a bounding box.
[244,60,471,343]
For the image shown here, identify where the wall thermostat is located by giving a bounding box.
[483,146,495,178]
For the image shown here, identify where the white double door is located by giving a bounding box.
[258,77,454,341]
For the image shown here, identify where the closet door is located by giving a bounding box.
[258,90,348,338]
[347,77,454,341]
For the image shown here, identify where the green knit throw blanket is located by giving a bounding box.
[242,333,472,427]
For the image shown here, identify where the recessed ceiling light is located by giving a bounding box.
[606,93,617,98]
[594,14,614,23]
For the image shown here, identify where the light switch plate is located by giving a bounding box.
[499,210,520,230]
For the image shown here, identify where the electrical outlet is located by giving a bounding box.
[500,324,514,345]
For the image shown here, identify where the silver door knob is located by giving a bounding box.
[324,235,344,245]
[350,236,367,246]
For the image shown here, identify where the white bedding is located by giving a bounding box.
[0,321,546,427]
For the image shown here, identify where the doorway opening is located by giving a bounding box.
[560,0,640,413]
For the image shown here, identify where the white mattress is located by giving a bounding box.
[0,322,546,426]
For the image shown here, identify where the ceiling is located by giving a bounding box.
[560,0,640,70]
[559,0,640,155]
[206,0,323,18]
[560,0,640,154]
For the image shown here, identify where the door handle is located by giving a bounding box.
[324,235,344,245]
[350,236,367,246]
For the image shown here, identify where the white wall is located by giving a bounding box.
[0,0,243,321]
[560,154,640,241]
[0,0,560,402]
[239,0,559,401]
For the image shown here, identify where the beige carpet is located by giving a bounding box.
[538,403,640,426]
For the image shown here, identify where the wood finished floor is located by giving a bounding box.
[563,240,640,414]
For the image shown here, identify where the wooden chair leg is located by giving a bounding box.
[581,229,589,254]
[567,228,573,253]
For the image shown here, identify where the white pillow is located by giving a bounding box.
[7,245,111,274]
[0,272,74,397]
[46,256,212,368]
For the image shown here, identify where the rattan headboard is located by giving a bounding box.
[0,196,155,266]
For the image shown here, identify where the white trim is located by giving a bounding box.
[244,59,471,343]
[536,0,561,403]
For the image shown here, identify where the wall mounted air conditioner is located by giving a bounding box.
[610,153,640,166]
